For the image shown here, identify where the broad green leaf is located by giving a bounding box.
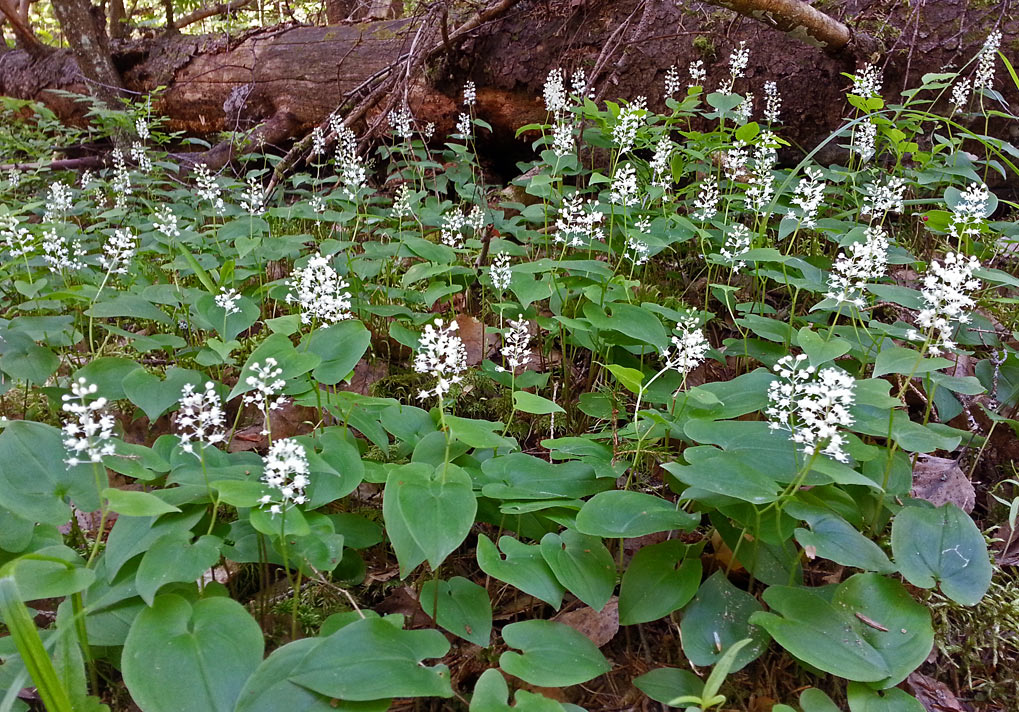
[891,503,992,605]
[86,294,172,325]
[476,535,565,609]
[103,508,206,582]
[288,617,452,700]
[800,688,841,712]
[512,391,565,415]
[101,488,181,517]
[228,333,321,400]
[385,462,476,573]
[122,367,207,422]
[6,545,94,600]
[618,540,701,625]
[135,534,222,605]
[873,347,953,378]
[420,576,492,646]
[847,682,925,711]
[194,292,259,341]
[499,620,610,687]
[445,415,517,450]
[750,573,933,687]
[122,594,264,712]
[603,364,644,394]
[305,320,372,385]
[787,502,895,573]
[539,530,615,611]
[575,490,698,538]
[797,326,851,367]
[480,453,608,501]
[680,572,767,671]
[632,667,703,706]
[235,637,389,712]
[663,449,780,505]
[469,668,569,712]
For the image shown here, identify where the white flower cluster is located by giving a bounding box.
[242,358,288,423]
[861,175,906,217]
[948,182,990,242]
[42,228,86,272]
[391,183,413,219]
[194,164,225,214]
[763,81,781,122]
[551,119,574,158]
[745,131,778,211]
[490,251,512,292]
[853,119,878,163]
[554,194,605,247]
[691,176,719,222]
[909,252,981,356]
[767,354,855,463]
[497,315,532,374]
[735,92,753,125]
[130,142,152,174]
[664,65,681,99]
[951,77,972,109]
[240,175,266,215]
[610,163,639,207]
[215,287,242,315]
[626,218,651,265]
[722,41,749,93]
[463,80,477,107]
[650,136,673,189]
[414,318,468,401]
[723,140,749,177]
[664,317,709,375]
[612,96,647,155]
[335,126,367,200]
[851,63,883,98]
[721,223,752,273]
[259,438,310,515]
[286,253,352,324]
[98,228,136,276]
[389,106,414,139]
[825,225,890,308]
[439,205,484,248]
[61,378,116,468]
[688,59,706,87]
[544,68,568,115]
[112,148,132,208]
[177,382,226,455]
[135,118,150,141]
[1,214,34,258]
[44,182,73,222]
[791,167,827,228]
[153,205,181,239]
[974,30,1001,91]
[456,113,472,138]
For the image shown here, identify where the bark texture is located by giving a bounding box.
[50,0,125,107]
[0,0,1014,162]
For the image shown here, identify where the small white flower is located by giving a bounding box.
[554,193,604,247]
[1,214,35,258]
[286,253,352,325]
[391,183,413,219]
[135,118,150,141]
[688,59,706,88]
[853,119,878,163]
[763,81,781,122]
[948,182,990,242]
[974,30,1001,90]
[610,162,639,207]
[99,228,137,275]
[720,223,752,273]
[240,175,266,215]
[335,127,368,200]
[861,175,907,217]
[825,225,890,308]
[153,205,181,238]
[723,140,750,177]
[414,318,468,401]
[745,131,778,211]
[260,439,310,513]
[612,97,647,155]
[951,77,972,109]
[44,182,74,222]
[463,80,477,107]
[41,228,86,272]
[851,63,883,98]
[721,42,749,93]
[664,65,682,99]
[767,355,856,463]
[498,315,532,374]
[691,176,719,222]
[388,106,414,139]
[544,68,568,115]
[551,119,574,158]
[791,167,826,229]
[111,148,132,206]
[61,378,116,467]
[570,69,589,99]
[915,252,981,356]
[130,142,152,174]
[215,288,242,315]
[734,92,754,125]
[194,163,225,214]
[456,112,472,138]
[177,381,226,455]
[242,358,288,429]
[663,317,709,375]
[650,136,673,189]
[490,252,512,292]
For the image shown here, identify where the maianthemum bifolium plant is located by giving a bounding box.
[0,29,1017,712]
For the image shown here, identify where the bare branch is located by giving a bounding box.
[706,0,852,51]
[174,0,253,30]
[0,0,49,57]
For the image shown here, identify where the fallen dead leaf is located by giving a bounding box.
[911,455,975,513]
[906,671,967,712]
[552,597,619,647]
[455,314,499,366]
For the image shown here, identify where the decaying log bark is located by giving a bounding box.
[50,0,125,107]
[0,0,1013,170]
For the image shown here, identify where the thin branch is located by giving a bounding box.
[174,0,254,30]
[0,0,49,57]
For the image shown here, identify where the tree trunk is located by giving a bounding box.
[0,0,1013,163]
[50,0,125,108]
